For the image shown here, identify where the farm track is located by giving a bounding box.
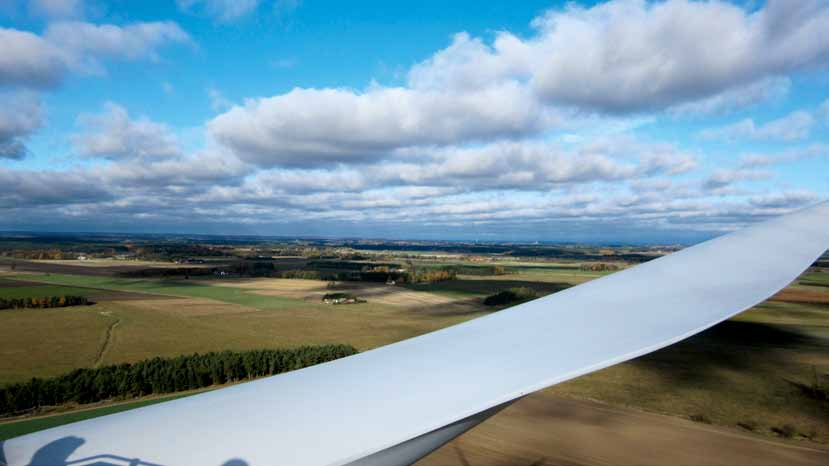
[94,319,120,368]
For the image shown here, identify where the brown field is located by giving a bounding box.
[772,287,829,305]
[418,393,829,466]
[211,277,471,308]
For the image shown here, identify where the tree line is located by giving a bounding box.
[0,295,90,310]
[0,345,357,416]
[483,287,537,306]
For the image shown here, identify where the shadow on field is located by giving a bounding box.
[406,280,571,297]
[631,320,819,385]
[415,302,491,318]
[4,435,251,466]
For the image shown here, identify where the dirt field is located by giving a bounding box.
[772,287,829,304]
[418,393,829,466]
[209,277,472,309]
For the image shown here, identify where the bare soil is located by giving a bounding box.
[418,393,829,466]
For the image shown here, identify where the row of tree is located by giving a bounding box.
[0,295,90,310]
[0,345,357,416]
[483,287,538,306]
[580,263,621,272]
[279,269,322,279]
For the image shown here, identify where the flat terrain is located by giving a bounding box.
[418,393,829,466]
[0,258,204,277]
[1,259,827,461]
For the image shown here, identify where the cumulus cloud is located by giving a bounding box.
[702,168,772,191]
[45,21,191,67]
[381,139,697,190]
[0,168,111,208]
[209,83,552,167]
[0,21,190,89]
[0,91,44,160]
[527,0,829,112]
[748,190,817,209]
[0,28,67,88]
[700,110,815,142]
[72,103,180,159]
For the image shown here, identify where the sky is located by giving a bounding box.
[0,0,827,244]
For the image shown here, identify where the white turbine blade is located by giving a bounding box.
[2,202,827,466]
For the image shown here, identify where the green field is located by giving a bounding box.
[0,283,97,300]
[0,393,194,440]
[5,273,310,309]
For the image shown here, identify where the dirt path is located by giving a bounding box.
[94,319,120,368]
[418,393,828,466]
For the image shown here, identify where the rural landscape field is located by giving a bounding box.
[0,234,826,464]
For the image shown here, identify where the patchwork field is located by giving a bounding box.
[1,261,827,452]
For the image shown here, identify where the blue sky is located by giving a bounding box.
[0,0,827,243]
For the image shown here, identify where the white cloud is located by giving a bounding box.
[700,110,815,142]
[209,83,553,167]
[738,144,829,169]
[0,27,67,88]
[0,21,191,89]
[668,78,790,116]
[702,168,772,191]
[526,0,829,112]
[72,103,180,160]
[45,21,191,66]
[0,91,43,160]
[0,167,110,208]
[748,190,817,209]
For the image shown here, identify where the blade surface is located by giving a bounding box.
[3,202,828,466]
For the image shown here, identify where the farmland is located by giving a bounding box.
[0,239,827,460]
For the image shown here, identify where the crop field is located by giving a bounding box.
[0,271,486,385]
[1,260,828,450]
[0,272,312,310]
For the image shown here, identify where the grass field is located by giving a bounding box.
[0,392,194,440]
[0,284,97,299]
[2,273,312,309]
[0,274,484,385]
